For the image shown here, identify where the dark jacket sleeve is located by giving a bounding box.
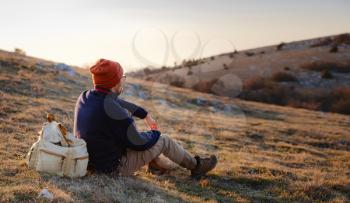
[104,96,160,151]
[125,120,161,151]
[116,98,148,119]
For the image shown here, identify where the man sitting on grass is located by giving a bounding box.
[73,59,217,178]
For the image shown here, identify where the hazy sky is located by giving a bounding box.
[1,0,349,71]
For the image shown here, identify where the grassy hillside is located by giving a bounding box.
[130,33,350,115]
[0,50,350,202]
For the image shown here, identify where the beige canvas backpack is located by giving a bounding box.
[26,114,89,178]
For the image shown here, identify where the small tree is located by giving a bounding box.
[143,67,152,75]
[329,45,338,53]
[170,80,185,87]
[321,69,333,79]
[276,42,285,51]
[14,48,26,55]
[245,52,255,57]
[284,66,290,71]
[271,72,298,82]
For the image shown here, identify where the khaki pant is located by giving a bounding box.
[118,134,197,176]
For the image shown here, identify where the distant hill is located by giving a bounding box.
[0,48,349,202]
[130,33,350,115]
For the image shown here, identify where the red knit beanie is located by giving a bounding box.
[90,59,124,89]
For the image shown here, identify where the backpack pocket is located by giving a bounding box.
[74,156,89,177]
[36,149,65,176]
[62,154,89,177]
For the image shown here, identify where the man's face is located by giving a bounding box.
[111,75,126,95]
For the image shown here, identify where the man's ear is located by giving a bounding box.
[110,84,117,93]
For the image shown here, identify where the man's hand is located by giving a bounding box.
[144,114,158,130]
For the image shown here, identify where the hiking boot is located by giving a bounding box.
[191,155,217,178]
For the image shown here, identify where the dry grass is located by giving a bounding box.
[1,52,350,202]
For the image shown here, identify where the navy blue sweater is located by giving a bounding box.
[73,88,160,173]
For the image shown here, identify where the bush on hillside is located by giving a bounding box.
[245,52,255,57]
[14,48,26,56]
[321,70,333,79]
[271,72,298,82]
[276,42,285,51]
[243,77,273,91]
[182,59,202,67]
[333,33,350,45]
[310,34,350,48]
[331,99,350,114]
[329,45,338,53]
[192,79,218,93]
[170,80,185,88]
[241,81,350,115]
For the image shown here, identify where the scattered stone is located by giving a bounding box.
[138,90,149,99]
[55,63,76,76]
[208,106,216,112]
[38,188,53,200]
[189,97,210,106]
